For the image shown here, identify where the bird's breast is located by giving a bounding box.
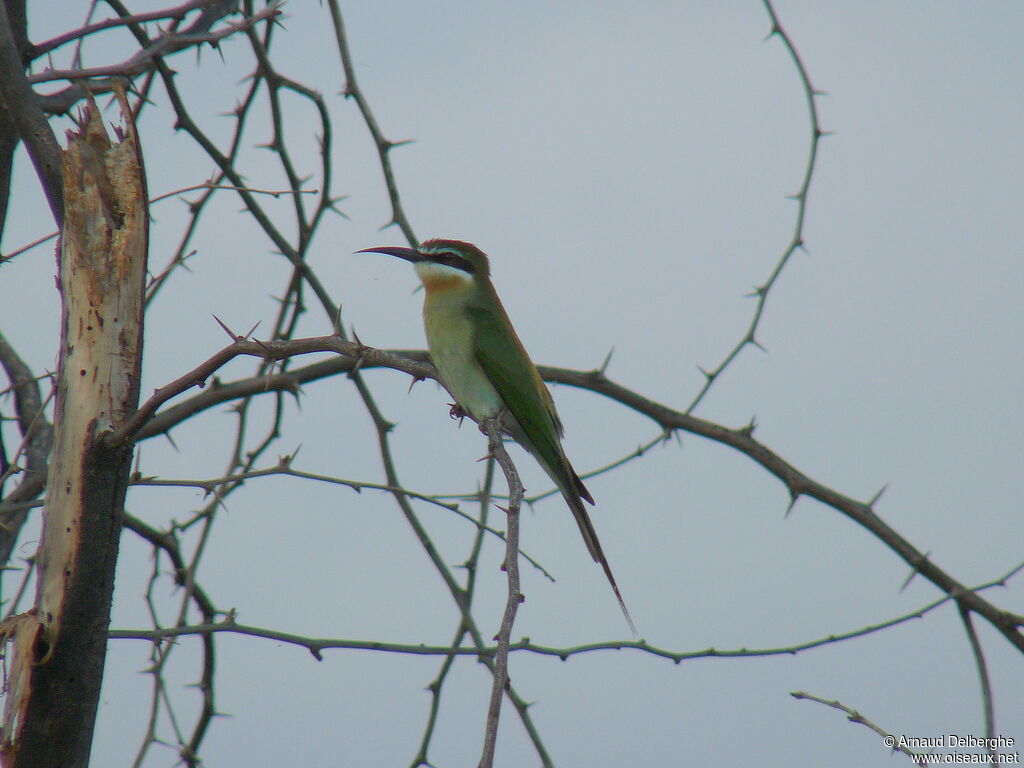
[422,290,503,421]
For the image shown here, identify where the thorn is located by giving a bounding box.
[697,365,715,381]
[348,327,368,376]
[164,431,179,452]
[333,304,344,336]
[899,551,930,592]
[867,483,888,508]
[252,337,272,359]
[599,346,615,375]
[762,23,780,42]
[282,382,301,405]
[736,417,757,438]
[325,196,350,219]
[748,336,767,353]
[406,375,423,394]
[211,314,241,341]
[784,492,800,518]
[382,138,415,151]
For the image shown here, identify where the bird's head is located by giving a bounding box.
[357,239,491,291]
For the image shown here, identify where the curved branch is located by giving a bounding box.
[478,418,524,768]
[108,557,1024,661]
[547,366,1024,655]
[686,0,826,413]
[958,605,996,750]
[112,333,1024,658]
[0,2,62,225]
[325,0,418,246]
[0,331,53,567]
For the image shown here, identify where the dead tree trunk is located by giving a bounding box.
[0,89,147,768]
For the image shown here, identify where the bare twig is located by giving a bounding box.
[107,335,433,447]
[325,0,417,246]
[107,558,1024,664]
[0,331,54,569]
[27,4,282,86]
[0,2,63,223]
[0,183,316,265]
[685,0,825,413]
[791,691,927,766]
[131,462,556,580]
[957,605,996,757]
[32,0,226,58]
[478,417,524,768]
[541,365,1024,657]
[109,334,1024,659]
[409,458,496,768]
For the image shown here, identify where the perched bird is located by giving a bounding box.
[358,238,634,633]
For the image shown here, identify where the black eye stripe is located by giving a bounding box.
[435,251,475,274]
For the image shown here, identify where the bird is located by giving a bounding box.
[358,238,635,633]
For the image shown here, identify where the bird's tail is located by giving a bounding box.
[561,472,637,637]
[515,429,636,635]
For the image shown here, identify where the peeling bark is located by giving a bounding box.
[0,87,147,768]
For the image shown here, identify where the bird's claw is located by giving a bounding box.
[449,402,467,425]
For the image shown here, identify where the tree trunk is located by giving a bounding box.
[0,89,147,768]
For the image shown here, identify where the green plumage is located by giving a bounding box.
[360,238,635,634]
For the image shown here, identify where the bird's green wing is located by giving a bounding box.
[464,302,567,482]
[466,298,633,632]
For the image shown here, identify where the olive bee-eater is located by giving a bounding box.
[359,239,634,632]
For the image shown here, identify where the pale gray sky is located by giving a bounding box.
[2,2,1022,766]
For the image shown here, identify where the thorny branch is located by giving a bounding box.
[111,329,1024,659]
[686,0,825,414]
[26,5,282,86]
[477,417,524,768]
[791,691,929,766]
[106,556,1024,662]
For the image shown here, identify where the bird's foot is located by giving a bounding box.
[448,401,467,426]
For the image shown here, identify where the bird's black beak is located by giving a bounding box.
[355,246,425,263]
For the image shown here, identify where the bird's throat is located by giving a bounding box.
[415,261,473,294]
